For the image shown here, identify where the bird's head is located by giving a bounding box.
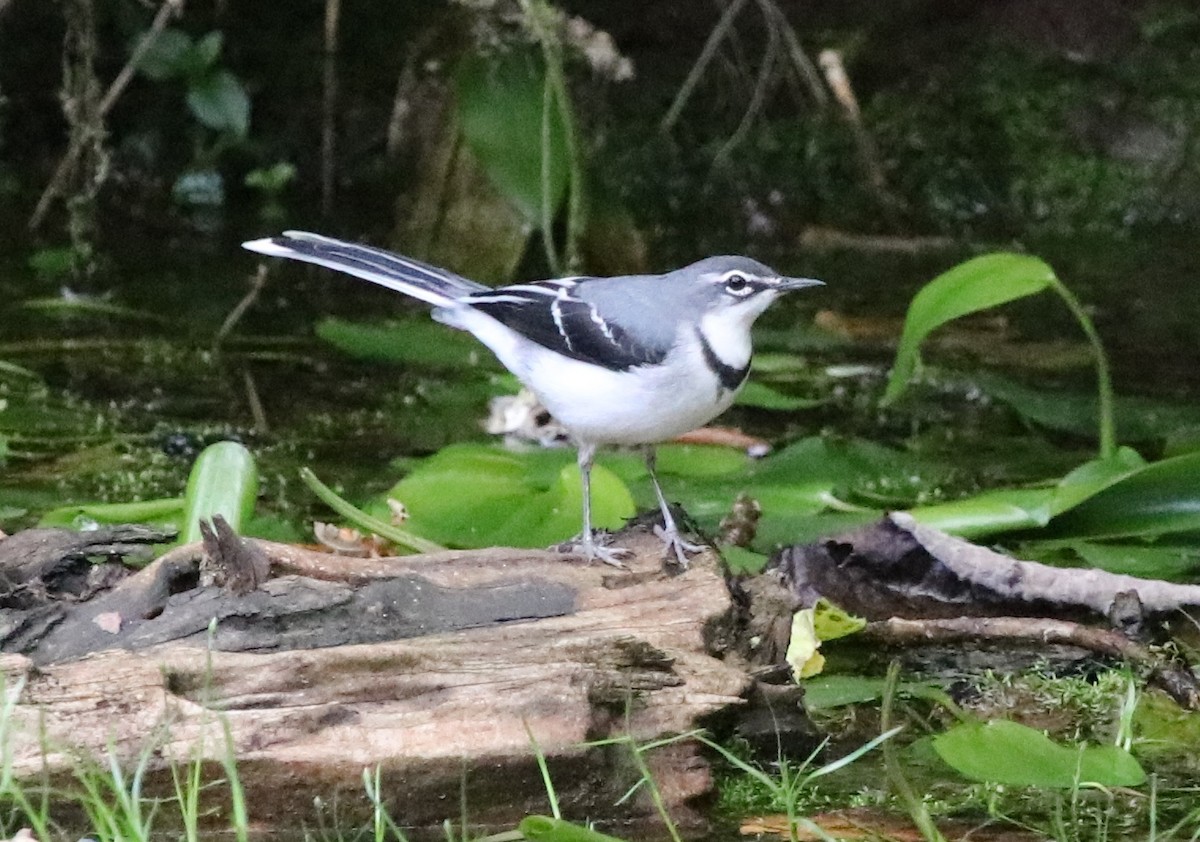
[682,256,824,330]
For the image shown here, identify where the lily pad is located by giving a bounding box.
[379,443,634,549]
[933,719,1145,788]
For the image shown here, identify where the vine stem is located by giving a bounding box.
[1052,278,1117,460]
[519,0,587,272]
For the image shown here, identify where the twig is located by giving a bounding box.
[799,225,956,254]
[29,0,184,231]
[712,12,779,168]
[866,616,1200,710]
[242,368,269,433]
[818,48,901,226]
[660,0,750,133]
[755,0,827,109]
[320,0,341,217]
[213,264,269,352]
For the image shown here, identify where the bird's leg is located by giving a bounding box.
[572,442,631,567]
[644,446,705,566]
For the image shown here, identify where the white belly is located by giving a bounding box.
[445,308,740,445]
[523,342,739,445]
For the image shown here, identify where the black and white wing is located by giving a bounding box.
[243,231,488,306]
[466,281,669,371]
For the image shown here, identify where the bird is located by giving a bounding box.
[243,231,823,567]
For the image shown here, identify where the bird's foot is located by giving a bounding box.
[558,533,634,569]
[654,524,706,568]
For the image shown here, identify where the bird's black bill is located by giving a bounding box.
[777,276,825,292]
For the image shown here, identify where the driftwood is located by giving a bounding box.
[6,511,1198,833]
[1,525,751,833]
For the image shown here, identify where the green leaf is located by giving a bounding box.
[180,441,259,544]
[663,436,951,548]
[186,70,250,137]
[316,317,500,370]
[1048,447,1146,515]
[882,254,1057,405]
[801,675,889,710]
[801,675,942,710]
[974,372,1200,443]
[933,720,1145,788]
[1029,540,1200,582]
[192,31,224,72]
[134,28,194,80]
[39,498,184,531]
[381,444,634,549]
[519,816,627,842]
[456,50,568,224]
[1044,450,1200,540]
[654,444,749,477]
[735,380,826,411]
[907,487,1055,538]
[720,545,769,574]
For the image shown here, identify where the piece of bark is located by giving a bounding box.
[0,524,172,605]
[776,512,1200,621]
[1,528,751,833]
[198,515,270,594]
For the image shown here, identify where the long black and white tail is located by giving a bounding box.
[242,231,488,306]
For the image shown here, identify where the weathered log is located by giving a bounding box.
[1,527,750,833]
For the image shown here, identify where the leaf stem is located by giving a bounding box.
[520,0,587,272]
[299,467,446,554]
[1050,278,1116,460]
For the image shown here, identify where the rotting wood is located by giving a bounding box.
[1,526,751,832]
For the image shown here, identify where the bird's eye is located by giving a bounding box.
[725,273,752,295]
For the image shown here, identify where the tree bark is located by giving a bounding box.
[1,527,749,833]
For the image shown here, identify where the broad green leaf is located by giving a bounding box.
[519,816,626,842]
[193,31,224,73]
[654,444,749,477]
[974,372,1200,444]
[186,69,250,137]
[180,441,259,544]
[317,317,500,370]
[1030,540,1200,582]
[39,497,184,530]
[933,720,1145,788]
[456,50,568,224]
[752,509,881,548]
[907,488,1054,538]
[801,675,889,710]
[735,380,826,411]
[1044,450,1200,540]
[906,448,1144,540]
[882,254,1057,405]
[382,444,633,549]
[1049,447,1146,515]
[719,545,769,574]
[801,675,942,711]
[134,28,193,80]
